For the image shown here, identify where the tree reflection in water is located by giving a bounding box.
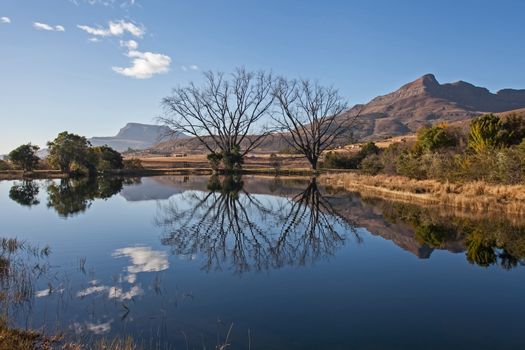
[156,175,359,273]
[8,181,40,207]
[45,177,133,217]
[375,200,525,269]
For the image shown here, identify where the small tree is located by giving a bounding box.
[415,124,457,153]
[468,114,503,153]
[273,78,354,171]
[91,145,124,171]
[47,132,94,175]
[161,68,274,172]
[8,143,40,172]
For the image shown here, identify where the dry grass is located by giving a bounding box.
[0,322,69,350]
[134,154,310,170]
[0,323,140,350]
[320,173,525,216]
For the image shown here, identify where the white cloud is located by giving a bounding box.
[70,0,137,7]
[1,17,11,24]
[113,50,171,79]
[77,20,144,38]
[108,285,143,301]
[120,39,138,50]
[181,65,199,72]
[86,320,112,335]
[77,285,108,298]
[33,22,66,32]
[112,246,169,273]
[88,37,100,42]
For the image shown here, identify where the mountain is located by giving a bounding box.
[344,74,525,140]
[89,123,187,152]
[148,75,525,154]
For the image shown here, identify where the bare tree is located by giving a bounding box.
[160,68,274,171]
[273,78,356,170]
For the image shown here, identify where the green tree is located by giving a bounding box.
[8,143,40,172]
[416,125,457,153]
[499,113,525,146]
[468,114,504,153]
[47,132,94,175]
[90,145,123,171]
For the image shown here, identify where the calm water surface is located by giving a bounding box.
[1,175,525,349]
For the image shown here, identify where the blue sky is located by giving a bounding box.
[1,0,524,153]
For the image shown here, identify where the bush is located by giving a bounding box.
[123,158,144,170]
[395,151,426,179]
[322,142,380,170]
[468,114,504,153]
[360,154,383,175]
[321,151,358,169]
[91,146,124,171]
[0,159,11,171]
[415,124,457,153]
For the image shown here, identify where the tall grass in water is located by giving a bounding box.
[320,173,525,216]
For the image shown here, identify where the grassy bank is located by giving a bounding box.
[320,172,525,215]
[0,323,139,350]
[0,170,66,181]
[0,167,316,180]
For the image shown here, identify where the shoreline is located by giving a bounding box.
[2,168,525,216]
[319,173,525,216]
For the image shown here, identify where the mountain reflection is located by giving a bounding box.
[156,176,359,273]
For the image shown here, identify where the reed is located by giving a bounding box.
[320,173,525,216]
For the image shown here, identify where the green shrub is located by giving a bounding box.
[91,145,124,171]
[468,114,504,153]
[0,159,11,171]
[416,124,457,153]
[123,158,144,170]
[360,154,383,175]
[321,151,359,169]
[395,151,426,179]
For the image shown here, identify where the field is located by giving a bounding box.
[135,153,311,171]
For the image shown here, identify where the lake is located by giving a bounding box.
[1,175,525,349]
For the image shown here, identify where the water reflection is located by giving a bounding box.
[9,181,40,207]
[0,237,50,319]
[3,176,525,348]
[46,177,126,217]
[367,199,525,269]
[156,176,358,273]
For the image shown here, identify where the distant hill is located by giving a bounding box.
[344,74,525,140]
[89,123,187,152]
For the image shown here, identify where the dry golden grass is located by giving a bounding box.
[0,323,140,350]
[134,154,310,170]
[320,173,525,216]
